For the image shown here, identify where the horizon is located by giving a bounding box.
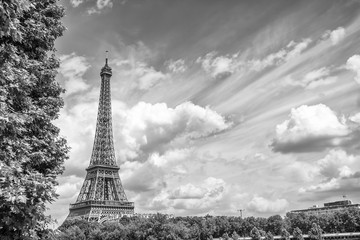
[50,0,360,225]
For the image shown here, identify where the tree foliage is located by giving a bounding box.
[0,0,68,239]
[308,223,322,240]
[292,227,304,240]
[56,210,360,240]
[280,228,290,240]
[265,231,274,240]
[250,227,261,240]
[231,231,240,240]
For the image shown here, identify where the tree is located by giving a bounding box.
[292,227,304,240]
[264,231,274,240]
[0,0,68,239]
[232,231,240,240]
[57,226,86,240]
[250,227,261,240]
[285,212,311,233]
[222,232,230,240]
[280,228,290,240]
[266,215,284,235]
[308,223,322,240]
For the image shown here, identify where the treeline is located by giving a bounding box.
[54,208,360,240]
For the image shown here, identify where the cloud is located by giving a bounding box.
[86,0,115,14]
[118,101,232,161]
[349,112,360,123]
[133,62,167,90]
[247,196,288,213]
[284,38,312,61]
[54,101,99,175]
[145,177,230,213]
[166,59,187,73]
[46,175,84,223]
[272,104,350,153]
[329,27,346,45]
[317,149,356,180]
[299,150,360,195]
[284,67,337,89]
[248,50,286,71]
[121,148,192,193]
[70,0,84,7]
[196,38,312,79]
[168,183,207,199]
[346,55,360,84]
[113,101,232,213]
[111,42,167,90]
[322,27,346,45]
[298,174,360,194]
[305,77,337,89]
[248,38,312,72]
[97,0,113,9]
[113,60,167,90]
[196,52,239,79]
[59,53,91,96]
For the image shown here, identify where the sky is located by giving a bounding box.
[49,0,360,225]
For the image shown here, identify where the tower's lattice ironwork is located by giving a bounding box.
[66,58,134,222]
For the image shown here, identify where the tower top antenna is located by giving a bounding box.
[100,50,112,76]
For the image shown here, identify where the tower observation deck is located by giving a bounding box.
[66,57,134,222]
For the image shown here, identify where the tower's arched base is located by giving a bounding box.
[66,200,134,222]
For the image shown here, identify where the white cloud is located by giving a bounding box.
[349,112,360,123]
[283,160,318,183]
[299,150,360,194]
[149,148,192,168]
[118,101,232,161]
[346,55,360,84]
[330,27,346,45]
[55,175,84,200]
[248,50,286,71]
[97,0,113,9]
[196,52,239,79]
[323,27,346,45]
[306,76,337,89]
[285,67,337,89]
[111,41,156,65]
[86,0,114,14]
[166,59,187,73]
[135,63,167,90]
[147,177,229,213]
[70,0,84,7]
[54,102,99,175]
[46,175,84,224]
[303,67,330,84]
[196,38,312,79]
[272,104,349,153]
[168,183,207,199]
[285,38,312,61]
[121,148,192,193]
[247,39,311,71]
[112,60,167,90]
[59,53,91,96]
[247,196,288,213]
[317,149,356,179]
[299,178,340,193]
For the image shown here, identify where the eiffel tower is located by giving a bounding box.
[66,56,134,222]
